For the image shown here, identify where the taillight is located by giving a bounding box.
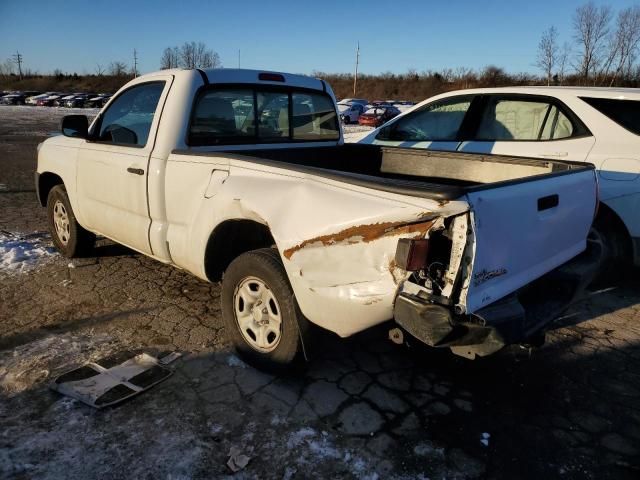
[395,238,429,271]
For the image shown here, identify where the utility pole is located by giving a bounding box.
[12,51,23,80]
[133,48,138,77]
[238,49,241,68]
[353,42,359,96]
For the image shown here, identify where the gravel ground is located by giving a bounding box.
[0,106,639,480]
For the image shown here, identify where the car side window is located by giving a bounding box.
[382,96,473,141]
[475,97,574,141]
[97,82,164,147]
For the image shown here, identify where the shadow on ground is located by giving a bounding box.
[1,273,639,479]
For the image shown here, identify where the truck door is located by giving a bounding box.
[76,77,172,255]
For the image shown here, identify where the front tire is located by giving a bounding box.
[46,185,95,257]
[221,248,302,371]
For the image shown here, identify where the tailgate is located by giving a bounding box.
[464,168,597,313]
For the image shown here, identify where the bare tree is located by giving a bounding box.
[558,42,572,85]
[536,26,559,85]
[95,63,105,76]
[160,46,180,69]
[109,61,128,77]
[0,58,14,78]
[607,6,640,85]
[162,41,222,69]
[573,2,612,83]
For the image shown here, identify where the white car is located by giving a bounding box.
[337,102,365,123]
[360,87,640,268]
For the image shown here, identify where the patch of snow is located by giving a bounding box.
[0,231,57,275]
[480,432,491,447]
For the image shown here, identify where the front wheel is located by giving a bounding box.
[221,248,302,371]
[46,185,95,257]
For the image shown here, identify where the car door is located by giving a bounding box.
[369,95,477,151]
[457,95,595,161]
[76,77,172,255]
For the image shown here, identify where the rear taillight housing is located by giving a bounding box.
[395,238,429,271]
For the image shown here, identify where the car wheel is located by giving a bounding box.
[221,248,302,371]
[589,212,631,284]
[47,185,95,258]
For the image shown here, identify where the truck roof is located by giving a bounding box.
[137,68,328,92]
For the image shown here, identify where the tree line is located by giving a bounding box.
[2,3,640,100]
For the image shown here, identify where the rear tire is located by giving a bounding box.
[221,248,302,371]
[590,210,631,284]
[46,185,95,258]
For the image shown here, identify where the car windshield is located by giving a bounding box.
[365,107,385,115]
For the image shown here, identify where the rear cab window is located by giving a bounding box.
[580,97,640,135]
[188,86,339,146]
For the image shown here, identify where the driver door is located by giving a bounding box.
[76,77,172,255]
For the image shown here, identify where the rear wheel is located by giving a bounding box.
[46,185,95,257]
[221,248,302,371]
[590,209,631,284]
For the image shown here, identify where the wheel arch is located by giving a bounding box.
[203,219,277,282]
[37,171,64,207]
[595,200,633,259]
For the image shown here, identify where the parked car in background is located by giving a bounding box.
[338,102,366,124]
[64,94,96,108]
[26,92,55,105]
[338,98,368,107]
[1,91,39,105]
[37,94,64,106]
[358,105,401,127]
[360,86,640,271]
[84,94,112,108]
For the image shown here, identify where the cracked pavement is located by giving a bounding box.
[1,106,639,479]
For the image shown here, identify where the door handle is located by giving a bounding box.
[538,194,559,211]
[127,167,144,175]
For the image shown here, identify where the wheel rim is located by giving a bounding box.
[233,276,282,353]
[53,200,70,245]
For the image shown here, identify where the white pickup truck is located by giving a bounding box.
[36,68,598,369]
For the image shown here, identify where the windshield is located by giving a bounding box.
[338,104,351,113]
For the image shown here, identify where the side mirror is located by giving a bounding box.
[61,115,88,138]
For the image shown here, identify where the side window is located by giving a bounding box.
[475,97,574,141]
[580,97,640,135]
[382,96,473,141]
[97,82,164,146]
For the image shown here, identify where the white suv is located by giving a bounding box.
[361,87,640,268]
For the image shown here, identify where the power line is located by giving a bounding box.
[353,42,359,96]
[133,48,138,77]
[12,51,23,80]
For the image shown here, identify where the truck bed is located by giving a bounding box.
[182,144,594,200]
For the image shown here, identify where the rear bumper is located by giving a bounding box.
[393,240,602,358]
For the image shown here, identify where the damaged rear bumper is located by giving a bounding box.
[393,241,602,359]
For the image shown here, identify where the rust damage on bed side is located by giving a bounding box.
[283,219,436,260]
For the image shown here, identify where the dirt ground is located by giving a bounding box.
[0,106,639,480]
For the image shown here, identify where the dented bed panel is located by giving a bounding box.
[164,155,469,336]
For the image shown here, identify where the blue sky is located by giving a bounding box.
[1,0,638,76]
